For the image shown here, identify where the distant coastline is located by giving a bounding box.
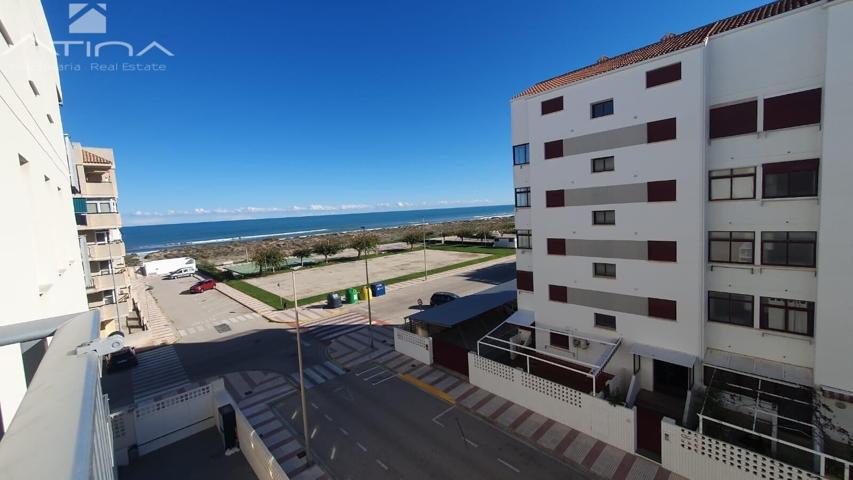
[122,205,513,254]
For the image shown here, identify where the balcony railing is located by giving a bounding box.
[79,213,121,229]
[87,242,126,260]
[80,181,117,197]
[89,270,128,291]
[94,301,129,321]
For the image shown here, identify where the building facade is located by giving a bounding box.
[511,0,853,438]
[71,143,131,334]
[0,0,88,430]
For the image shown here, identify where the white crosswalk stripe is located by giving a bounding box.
[302,312,372,342]
[288,363,346,390]
[132,346,190,401]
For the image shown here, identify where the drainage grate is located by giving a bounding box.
[214,323,232,333]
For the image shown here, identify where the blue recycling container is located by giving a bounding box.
[370,282,386,297]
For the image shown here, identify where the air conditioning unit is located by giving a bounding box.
[572,338,590,350]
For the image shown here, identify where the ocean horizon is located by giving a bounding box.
[121,205,514,253]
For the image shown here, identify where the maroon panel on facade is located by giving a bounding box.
[541,96,564,115]
[549,284,568,303]
[764,88,822,131]
[709,100,758,139]
[646,118,677,142]
[545,189,565,208]
[517,270,534,292]
[544,140,564,159]
[647,241,677,262]
[647,180,676,202]
[547,238,567,255]
[646,63,682,88]
[763,158,820,174]
[648,298,677,320]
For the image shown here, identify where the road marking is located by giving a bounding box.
[376,459,389,471]
[371,373,397,386]
[291,409,298,420]
[311,402,319,410]
[356,442,367,452]
[431,405,455,427]
[330,446,336,461]
[311,427,318,439]
[497,458,519,473]
[324,414,334,422]
[399,374,456,405]
[339,427,349,436]
[362,370,388,381]
[356,366,382,377]
[465,438,479,448]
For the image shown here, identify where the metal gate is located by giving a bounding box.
[636,405,663,461]
[433,339,469,376]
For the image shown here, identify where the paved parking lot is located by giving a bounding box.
[146,275,252,331]
[246,249,486,300]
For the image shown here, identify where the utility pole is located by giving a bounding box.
[422,219,428,281]
[361,227,375,350]
[291,267,311,464]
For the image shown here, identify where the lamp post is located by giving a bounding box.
[422,219,428,281]
[361,227,375,350]
[106,232,123,333]
[290,267,311,464]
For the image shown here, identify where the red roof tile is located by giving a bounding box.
[81,149,112,165]
[515,0,820,98]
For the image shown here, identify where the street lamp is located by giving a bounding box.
[290,267,311,464]
[360,227,375,350]
[422,219,428,281]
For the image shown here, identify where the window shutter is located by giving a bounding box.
[647,241,677,262]
[764,88,821,131]
[545,189,565,208]
[709,100,758,139]
[647,180,676,202]
[541,96,564,115]
[646,62,682,88]
[547,238,566,255]
[648,298,677,320]
[544,140,564,159]
[517,270,534,292]
[647,118,677,142]
[548,285,568,303]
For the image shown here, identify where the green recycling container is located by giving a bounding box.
[346,288,359,304]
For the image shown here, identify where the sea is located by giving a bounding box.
[122,205,514,253]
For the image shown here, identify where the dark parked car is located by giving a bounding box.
[430,291,459,307]
[106,347,138,373]
[190,279,216,293]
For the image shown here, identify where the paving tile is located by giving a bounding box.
[612,454,637,480]
[432,375,458,391]
[515,412,548,438]
[262,430,292,446]
[495,403,527,428]
[459,388,489,408]
[623,456,660,480]
[256,420,283,436]
[476,397,508,418]
[448,383,475,400]
[590,444,624,478]
[553,428,579,455]
[272,440,301,459]
[470,393,495,411]
[280,455,307,473]
[247,410,275,425]
[420,370,445,385]
[537,422,572,450]
[564,432,597,464]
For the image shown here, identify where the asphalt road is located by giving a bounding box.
[272,361,588,480]
[146,274,252,330]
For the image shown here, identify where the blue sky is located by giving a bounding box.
[44,0,764,226]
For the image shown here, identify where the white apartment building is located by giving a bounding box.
[511,0,853,465]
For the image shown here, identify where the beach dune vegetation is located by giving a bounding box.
[313,237,344,263]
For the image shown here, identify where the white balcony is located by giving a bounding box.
[88,270,128,292]
[87,242,126,260]
[79,213,121,229]
[93,300,129,322]
[79,181,117,198]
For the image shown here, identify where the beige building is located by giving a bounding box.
[71,143,131,334]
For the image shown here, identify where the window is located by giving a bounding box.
[646,62,681,88]
[647,179,676,202]
[648,298,677,320]
[761,232,817,267]
[46,114,54,124]
[86,202,98,214]
[516,230,531,250]
[517,270,534,292]
[545,189,564,208]
[28,80,39,96]
[708,291,754,327]
[709,231,754,264]
[546,238,566,255]
[709,100,758,139]
[0,19,13,46]
[709,167,756,200]
[94,231,109,244]
[647,118,676,142]
[764,88,821,131]
[592,210,615,225]
[541,96,564,115]
[544,140,563,159]
[760,297,814,336]
[593,262,615,278]
[550,331,570,348]
[591,99,614,118]
[103,289,116,305]
[513,144,529,165]
[594,313,616,329]
[762,159,819,199]
[549,285,568,303]
[592,156,614,173]
[514,187,531,208]
[647,241,677,262]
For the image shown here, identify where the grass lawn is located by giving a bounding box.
[228,243,515,310]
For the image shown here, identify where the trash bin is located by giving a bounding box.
[326,292,342,309]
[360,285,372,300]
[371,282,386,297]
[346,288,359,304]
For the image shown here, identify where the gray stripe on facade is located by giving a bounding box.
[562,123,647,157]
[565,240,648,260]
[566,287,648,316]
[561,182,647,206]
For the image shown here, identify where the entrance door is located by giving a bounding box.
[653,359,688,399]
[636,405,663,461]
[433,339,469,376]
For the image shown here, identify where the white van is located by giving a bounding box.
[166,267,197,279]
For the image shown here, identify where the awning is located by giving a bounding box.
[408,281,516,328]
[704,348,812,386]
[505,309,534,327]
[631,342,697,368]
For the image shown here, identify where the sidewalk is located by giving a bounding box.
[327,332,683,480]
[127,275,179,347]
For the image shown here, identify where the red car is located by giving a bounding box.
[190,279,216,293]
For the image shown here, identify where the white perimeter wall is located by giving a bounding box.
[394,328,433,365]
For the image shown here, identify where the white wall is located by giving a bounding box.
[0,0,87,429]
[394,328,433,365]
